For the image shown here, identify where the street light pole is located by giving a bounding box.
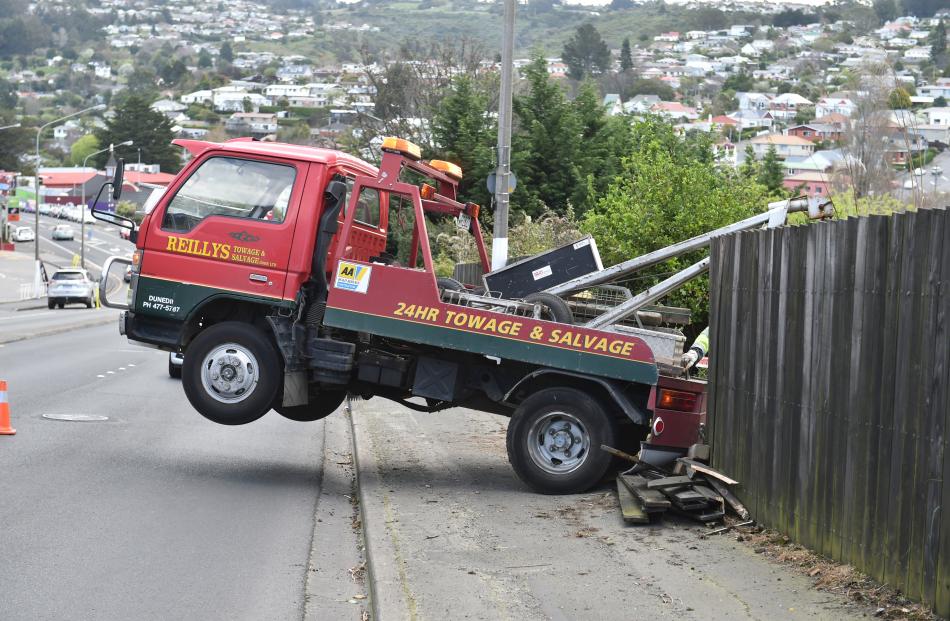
[0,123,21,131]
[80,140,132,269]
[491,0,515,271]
[33,104,106,297]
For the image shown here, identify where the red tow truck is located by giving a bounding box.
[95,137,824,494]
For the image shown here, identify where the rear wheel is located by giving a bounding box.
[182,321,280,426]
[57,302,64,309]
[275,390,347,422]
[85,297,93,309]
[48,300,55,309]
[506,387,616,494]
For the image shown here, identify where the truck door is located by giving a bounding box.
[140,155,305,319]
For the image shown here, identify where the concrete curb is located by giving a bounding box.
[347,400,415,621]
[0,315,116,345]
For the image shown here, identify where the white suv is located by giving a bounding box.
[47,269,95,309]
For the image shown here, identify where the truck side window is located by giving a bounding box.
[162,157,296,232]
[354,187,380,228]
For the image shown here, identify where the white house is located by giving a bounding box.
[922,107,950,126]
[769,93,813,121]
[816,96,856,118]
[181,89,213,105]
[737,92,772,112]
[225,112,279,136]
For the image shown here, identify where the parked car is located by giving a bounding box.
[47,269,95,309]
[12,226,34,242]
[51,224,74,240]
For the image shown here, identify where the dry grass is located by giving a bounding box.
[731,522,938,621]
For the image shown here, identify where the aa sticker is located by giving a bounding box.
[334,261,372,294]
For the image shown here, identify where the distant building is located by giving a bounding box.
[782,171,832,197]
[750,134,816,159]
[225,112,279,137]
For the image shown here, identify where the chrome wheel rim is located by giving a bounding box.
[200,342,259,404]
[526,411,590,475]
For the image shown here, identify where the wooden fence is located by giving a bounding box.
[708,208,950,615]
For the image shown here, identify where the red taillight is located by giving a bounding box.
[652,417,665,436]
[657,388,698,412]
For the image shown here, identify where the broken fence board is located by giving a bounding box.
[616,479,650,524]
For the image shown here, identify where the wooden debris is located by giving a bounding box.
[612,454,750,527]
[619,474,671,512]
[705,477,751,520]
[646,475,694,490]
[677,458,740,485]
[703,520,755,537]
[600,444,640,464]
[616,479,650,524]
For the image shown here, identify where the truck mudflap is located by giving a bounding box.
[503,369,651,426]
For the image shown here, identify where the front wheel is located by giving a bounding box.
[275,390,347,422]
[506,387,616,495]
[182,321,281,426]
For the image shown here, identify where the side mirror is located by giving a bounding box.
[112,159,125,201]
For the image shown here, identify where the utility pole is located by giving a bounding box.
[491,0,515,271]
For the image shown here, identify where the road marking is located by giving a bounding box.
[118,367,126,371]
[128,363,136,367]
[107,371,115,374]
[97,374,105,378]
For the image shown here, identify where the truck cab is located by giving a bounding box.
[100,137,706,495]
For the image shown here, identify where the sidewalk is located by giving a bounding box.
[0,248,71,306]
[349,399,874,621]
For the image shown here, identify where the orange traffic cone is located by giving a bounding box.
[0,380,15,435]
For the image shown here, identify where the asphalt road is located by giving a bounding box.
[0,321,364,620]
[13,211,134,274]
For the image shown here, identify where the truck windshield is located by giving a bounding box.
[162,157,296,232]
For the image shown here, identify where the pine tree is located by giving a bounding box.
[620,37,633,72]
[757,145,785,195]
[431,75,496,207]
[94,95,180,173]
[562,24,611,81]
[512,56,582,215]
[931,19,946,60]
[220,40,233,64]
[740,144,758,179]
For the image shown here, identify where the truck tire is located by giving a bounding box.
[275,390,346,422]
[524,292,574,324]
[182,321,281,426]
[436,277,465,292]
[506,387,616,494]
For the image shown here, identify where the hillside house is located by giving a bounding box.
[225,112,279,137]
[750,134,815,159]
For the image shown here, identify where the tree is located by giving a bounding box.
[431,75,496,208]
[757,145,785,195]
[0,124,31,171]
[70,134,100,166]
[936,95,948,107]
[94,95,180,173]
[931,20,946,60]
[872,0,897,24]
[582,119,769,328]
[620,37,633,72]
[511,56,582,216]
[562,23,611,81]
[888,86,912,109]
[0,77,16,109]
[197,48,213,69]
[220,40,233,63]
[722,72,754,92]
[901,0,943,18]
[740,144,758,179]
